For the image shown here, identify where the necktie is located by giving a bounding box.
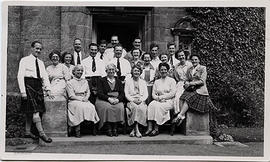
[92,56,96,72]
[35,58,41,78]
[145,70,150,82]
[77,52,81,65]
[170,56,173,66]
[100,53,103,60]
[117,58,121,77]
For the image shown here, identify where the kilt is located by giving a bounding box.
[180,90,213,113]
[21,77,45,114]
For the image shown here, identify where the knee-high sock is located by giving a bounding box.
[32,115,45,136]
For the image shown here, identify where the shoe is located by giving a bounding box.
[129,130,135,137]
[142,130,152,137]
[176,116,185,126]
[25,132,39,140]
[149,130,159,137]
[112,129,118,137]
[92,126,97,136]
[39,134,52,143]
[107,130,113,137]
[135,131,142,138]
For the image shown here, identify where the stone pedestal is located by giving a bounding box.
[185,111,210,136]
[43,96,68,137]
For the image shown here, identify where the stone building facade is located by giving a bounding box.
[7,6,190,94]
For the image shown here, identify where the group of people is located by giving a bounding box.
[17,35,216,143]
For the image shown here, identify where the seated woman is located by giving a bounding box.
[154,53,174,79]
[46,50,71,96]
[140,53,156,105]
[66,65,100,138]
[172,54,216,126]
[129,48,144,68]
[144,62,176,136]
[95,63,125,137]
[62,51,75,78]
[173,50,193,116]
[125,65,148,138]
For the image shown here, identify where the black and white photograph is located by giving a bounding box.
[1,0,269,161]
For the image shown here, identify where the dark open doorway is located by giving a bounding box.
[97,22,139,51]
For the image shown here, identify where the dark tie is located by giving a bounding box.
[77,52,81,64]
[117,58,121,77]
[92,56,96,72]
[170,56,173,66]
[35,58,41,78]
[144,70,150,82]
[100,53,103,60]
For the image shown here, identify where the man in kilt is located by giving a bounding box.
[17,41,53,143]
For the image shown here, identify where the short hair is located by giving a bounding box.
[141,52,152,61]
[73,38,82,43]
[130,48,142,57]
[167,42,176,49]
[134,36,141,41]
[88,43,98,49]
[159,53,169,60]
[131,64,143,76]
[111,35,118,40]
[105,63,117,72]
[99,39,107,45]
[61,51,73,63]
[72,64,84,75]
[113,43,123,49]
[49,49,61,60]
[31,41,42,48]
[190,54,201,61]
[158,62,170,71]
[150,43,159,50]
[175,50,186,60]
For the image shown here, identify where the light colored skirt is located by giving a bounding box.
[174,81,185,114]
[95,98,125,129]
[126,102,147,126]
[68,100,100,127]
[147,99,174,125]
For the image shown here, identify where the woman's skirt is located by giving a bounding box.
[21,77,45,114]
[147,99,174,125]
[126,102,147,126]
[95,98,125,129]
[180,91,216,113]
[68,100,100,127]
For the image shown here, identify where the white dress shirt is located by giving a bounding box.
[73,51,83,65]
[109,57,131,78]
[169,55,180,67]
[103,48,127,64]
[17,54,51,95]
[81,56,106,78]
[150,57,162,70]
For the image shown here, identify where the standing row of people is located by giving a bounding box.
[17,36,215,142]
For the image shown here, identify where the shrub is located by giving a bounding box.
[186,7,264,127]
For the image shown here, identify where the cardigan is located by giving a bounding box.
[97,76,125,102]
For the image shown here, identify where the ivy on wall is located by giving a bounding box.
[186,7,265,127]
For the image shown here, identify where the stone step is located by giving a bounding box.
[39,134,213,146]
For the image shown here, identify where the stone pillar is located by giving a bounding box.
[7,6,22,93]
[42,96,68,137]
[20,6,61,66]
[185,111,210,136]
[60,7,92,59]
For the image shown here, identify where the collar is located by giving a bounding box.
[74,76,83,81]
[107,77,115,83]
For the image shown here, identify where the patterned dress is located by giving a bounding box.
[46,63,71,96]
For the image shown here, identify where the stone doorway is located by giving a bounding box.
[90,7,152,51]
